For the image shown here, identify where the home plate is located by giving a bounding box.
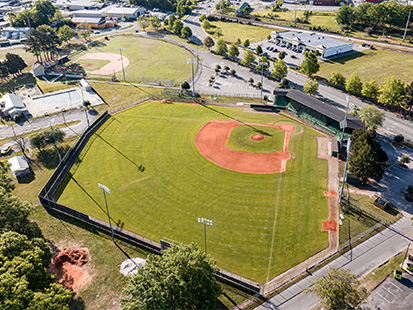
[120,257,146,276]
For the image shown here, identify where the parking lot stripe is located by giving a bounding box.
[388,282,403,292]
[382,286,397,297]
[376,292,391,303]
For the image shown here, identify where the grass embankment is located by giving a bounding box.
[70,35,193,83]
[56,101,329,282]
[208,21,273,43]
[318,49,413,84]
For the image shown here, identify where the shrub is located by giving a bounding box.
[400,155,410,164]
[393,134,404,145]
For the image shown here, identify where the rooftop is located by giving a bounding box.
[275,31,351,49]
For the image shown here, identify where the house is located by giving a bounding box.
[1,27,31,40]
[272,30,353,58]
[8,156,30,177]
[0,93,30,119]
[32,62,45,77]
[235,2,250,14]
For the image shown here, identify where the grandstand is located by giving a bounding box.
[272,89,365,141]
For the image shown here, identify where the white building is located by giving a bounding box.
[8,156,30,178]
[102,5,146,19]
[0,93,30,119]
[272,31,353,58]
[1,27,31,40]
[54,0,104,11]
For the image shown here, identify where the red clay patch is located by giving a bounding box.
[49,248,91,292]
[322,221,337,232]
[195,120,295,174]
[324,190,337,197]
[251,134,265,141]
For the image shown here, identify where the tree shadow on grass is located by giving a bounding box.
[0,73,36,95]
[69,295,86,310]
[36,145,70,169]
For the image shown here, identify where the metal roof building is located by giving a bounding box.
[271,31,353,58]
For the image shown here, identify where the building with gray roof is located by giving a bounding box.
[271,31,353,58]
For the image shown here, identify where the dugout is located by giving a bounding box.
[273,89,365,140]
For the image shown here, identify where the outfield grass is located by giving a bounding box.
[72,35,193,83]
[208,21,273,43]
[318,49,413,84]
[0,46,36,65]
[226,125,285,153]
[56,101,329,283]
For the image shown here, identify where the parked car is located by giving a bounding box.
[394,270,402,280]
[1,146,12,155]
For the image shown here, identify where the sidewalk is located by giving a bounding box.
[255,213,413,309]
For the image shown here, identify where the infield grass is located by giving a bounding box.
[78,59,110,72]
[72,35,193,83]
[56,101,329,282]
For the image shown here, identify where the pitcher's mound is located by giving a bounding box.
[251,134,265,141]
[50,248,91,292]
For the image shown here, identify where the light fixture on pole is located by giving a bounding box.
[258,62,268,104]
[187,58,196,98]
[49,119,62,162]
[99,183,115,242]
[198,218,212,255]
[117,47,126,82]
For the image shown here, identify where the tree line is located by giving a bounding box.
[0,53,27,81]
[336,1,413,38]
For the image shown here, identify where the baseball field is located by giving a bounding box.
[56,101,329,283]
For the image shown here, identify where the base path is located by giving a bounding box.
[77,52,130,75]
[195,120,294,174]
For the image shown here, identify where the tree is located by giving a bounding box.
[204,36,214,50]
[272,59,288,80]
[358,105,385,130]
[278,51,286,60]
[57,24,74,43]
[379,76,405,108]
[361,78,380,99]
[255,45,263,55]
[5,53,26,76]
[336,4,355,26]
[228,44,239,58]
[30,128,65,152]
[0,62,9,80]
[181,26,192,39]
[199,13,207,22]
[201,19,211,31]
[25,25,61,62]
[345,71,363,95]
[300,51,319,77]
[305,267,367,310]
[181,81,190,91]
[121,243,222,310]
[242,49,255,66]
[255,56,269,71]
[303,78,319,95]
[168,15,177,30]
[76,23,92,42]
[215,38,227,55]
[236,38,241,45]
[403,81,413,115]
[176,0,186,18]
[243,39,250,47]
[150,16,161,31]
[349,129,384,184]
[328,71,345,87]
[32,0,56,26]
[172,19,184,34]
[138,17,150,31]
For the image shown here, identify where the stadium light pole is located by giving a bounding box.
[198,218,212,255]
[117,47,126,82]
[258,62,268,104]
[99,183,115,242]
[187,58,196,98]
[49,119,62,162]
[340,96,350,148]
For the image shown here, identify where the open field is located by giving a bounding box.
[208,21,273,43]
[318,49,413,84]
[0,46,37,65]
[56,101,329,282]
[71,36,193,83]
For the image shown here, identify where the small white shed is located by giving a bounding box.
[8,156,30,177]
[79,79,92,91]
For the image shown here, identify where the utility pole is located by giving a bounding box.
[198,218,212,255]
[49,119,62,162]
[99,183,114,242]
[338,138,351,205]
[403,8,411,43]
[340,96,350,148]
[294,0,297,26]
[117,48,126,82]
[24,5,31,28]
[258,62,268,104]
[187,58,196,98]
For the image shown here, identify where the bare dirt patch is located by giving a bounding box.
[251,134,265,141]
[195,120,294,174]
[49,248,92,292]
[77,53,130,75]
[322,220,337,232]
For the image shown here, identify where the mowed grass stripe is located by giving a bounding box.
[57,102,328,282]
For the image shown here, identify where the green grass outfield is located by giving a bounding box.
[56,101,329,282]
[72,35,193,83]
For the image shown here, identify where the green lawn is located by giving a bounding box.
[78,59,110,72]
[208,21,273,43]
[318,49,413,84]
[339,208,380,245]
[226,125,285,153]
[56,101,329,283]
[71,35,193,83]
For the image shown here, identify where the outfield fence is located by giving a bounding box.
[38,106,261,295]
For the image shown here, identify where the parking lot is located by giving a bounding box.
[249,39,305,67]
[363,271,413,310]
